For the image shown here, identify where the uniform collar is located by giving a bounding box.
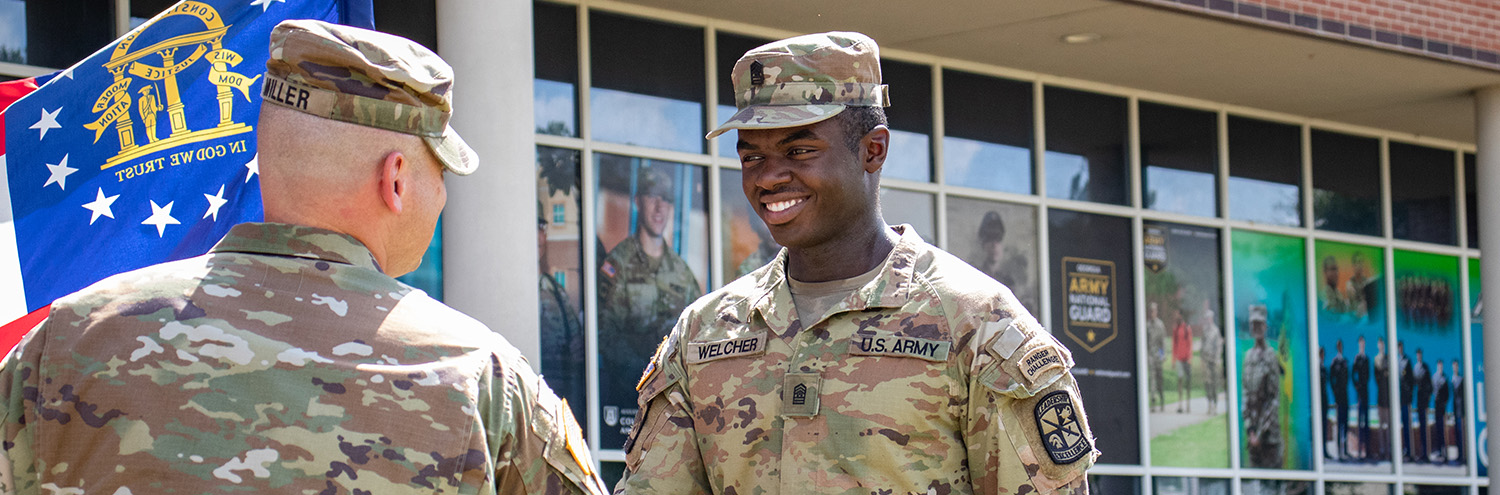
[211,222,383,272]
[749,224,923,334]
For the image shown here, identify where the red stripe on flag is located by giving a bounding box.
[0,305,47,356]
[0,76,42,156]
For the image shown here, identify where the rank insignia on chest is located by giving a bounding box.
[782,372,821,417]
[1033,390,1090,464]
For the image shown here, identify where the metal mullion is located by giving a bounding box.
[704,27,723,292]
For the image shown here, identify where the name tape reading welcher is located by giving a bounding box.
[685,333,769,364]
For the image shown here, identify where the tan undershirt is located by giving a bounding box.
[787,262,884,328]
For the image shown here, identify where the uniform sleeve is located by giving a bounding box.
[484,352,609,495]
[614,330,710,495]
[966,317,1096,495]
[0,317,49,495]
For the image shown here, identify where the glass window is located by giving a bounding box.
[1390,142,1456,245]
[1468,258,1486,477]
[879,188,934,241]
[1232,230,1313,470]
[1466,153,1477,249]
[1140,102,1218,217]
[0,0,23,65]
[1228,116,1302,227]
[395,220,442,301]
[1312,130,1381,237]
[1240,479,1311,495]
[1326,483,1394,495]
[593,153,708,449]
[1394,250,1465,475]
[536,145,586,425]
[372,0,437,51]
[534,2,578,137]
[720,168,780,281]
[1152,477,1230,495]
[881,59,933,183]
[1088,475,1142,495]
[25,0,114,69]
[1048,209,1140,464]
[945,196,1039,315]
[1143,221,1227,467]
[1314,240,1391,472]
[941,69,1032,194]
[1403,485,1466,495]
[1044,86,1128,205]
[714,32,771,159]
[589,12,704,153]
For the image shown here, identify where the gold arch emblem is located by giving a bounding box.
[85,1,259,170]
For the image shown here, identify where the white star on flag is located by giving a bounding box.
[142,200,180,237]
[249,0,285,12]
[30,107,61,140]
[44,154,77,190]
[203,185,228,221]
[57,65,75,80]
[81,188,120,225]
[244,155,259,183]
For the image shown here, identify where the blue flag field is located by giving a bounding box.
[0,0,373,324]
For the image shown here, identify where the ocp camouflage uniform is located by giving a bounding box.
[0,223,607,495]
[617,226,1096,495]
[598,236,702,437]
[1242,340,1284,468]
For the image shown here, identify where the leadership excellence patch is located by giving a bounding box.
[1033,390,1090,465]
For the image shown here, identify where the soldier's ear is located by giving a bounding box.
[860,126,889,174]
[379,150,406,214]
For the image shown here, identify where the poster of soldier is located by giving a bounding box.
[593,154,709,448]
[719,169,780,281]
[1048,209,1140,464]
[1143,221,1228,467]
[1395,250,1465,476]
[1468,258,1486,477]
[1314,240,1391,472]
[946,196,1040,316]
[1232,230,1313,470]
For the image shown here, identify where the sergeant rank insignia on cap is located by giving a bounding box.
[1033,390,1090,464]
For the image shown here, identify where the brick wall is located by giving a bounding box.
[1126,0,1500,70]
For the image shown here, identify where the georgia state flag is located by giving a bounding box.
[0,0,373,341]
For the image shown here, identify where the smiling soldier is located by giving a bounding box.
[614,32,1097,495]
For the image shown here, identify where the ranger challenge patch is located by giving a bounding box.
[1033,391,1090,464]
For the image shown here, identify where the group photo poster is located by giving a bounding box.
[1395,250,1465,476]
[1232,230,1314,470]
[1048,209,1141,464]
[947,196,1041,316]
[593,153,710,448]
[1470,258,1486,477]
[1314,240,1391,472]
[1143,221,1229,467]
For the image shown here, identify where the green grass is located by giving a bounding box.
[1151,414,1231,468]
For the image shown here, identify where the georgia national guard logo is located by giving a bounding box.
[1033,390,1089,464]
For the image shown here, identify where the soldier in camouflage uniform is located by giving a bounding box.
[615,32,1096,495]
[1242,305,1285,468]
[1148,301,1168,412]
[597,166,703,441]
[0,20,606,495]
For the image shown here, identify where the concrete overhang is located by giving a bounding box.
[611,0,1500,145]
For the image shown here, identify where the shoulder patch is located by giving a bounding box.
[1033,390,1091,464]
[987,318,1024,359]
[1018,345,1067,386]
[602,261,616,278]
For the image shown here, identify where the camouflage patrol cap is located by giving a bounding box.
[706,31,890,139]
[637,166,672,199]
[263,19,477,175]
